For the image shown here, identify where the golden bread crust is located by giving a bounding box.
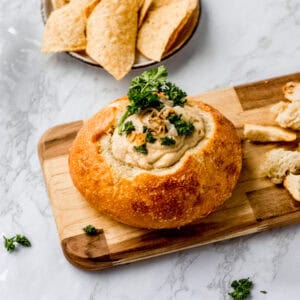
[69,97,242,229]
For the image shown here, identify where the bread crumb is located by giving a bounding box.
[273,101,300,131]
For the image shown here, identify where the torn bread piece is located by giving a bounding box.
[243,124,296,142]
[274,101,300,131]
[270,101,288,115]
[261,149,300,184]
[284,173,300,201]
[283,81,300,102]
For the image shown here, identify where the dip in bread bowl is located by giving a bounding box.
[69,66,242,229]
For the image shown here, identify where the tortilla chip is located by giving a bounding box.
[51,0,70,10]
[42,0,99,53]
[152,0,181,8]
[138,0,145,9]
[137,0,190,61]
[165,0,198,52]
[165,5,199,54]
[86,0,138,80]
[139,0,153,27]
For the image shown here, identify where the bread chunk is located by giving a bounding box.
[283,81,300,102]
[243,124,296,142]
[261,149,300,184]
[284,173,300,201]
[273,101,300,131]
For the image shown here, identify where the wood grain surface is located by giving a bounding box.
[38,73,300,271]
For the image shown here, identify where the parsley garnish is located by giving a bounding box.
[161,82,187,107]
[118,66,168,134]
[160,136,176,146]
[3,234,31,252]
[122,121,135,135]
[117,66,188,134]
[143,125,148,133]
[3,236,15,252]
[168,113,195,136]
[83,225,99,236]
[146,132,157,143]
[228,278,253,300]
[134,144,148,154]
[15,235,31,247]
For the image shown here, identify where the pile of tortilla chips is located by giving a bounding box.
[42,0,199,80]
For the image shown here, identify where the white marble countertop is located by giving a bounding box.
[1,0,300,299]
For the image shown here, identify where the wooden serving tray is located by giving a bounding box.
[38,73,300,271]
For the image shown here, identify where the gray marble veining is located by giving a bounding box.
[1,0,300,299]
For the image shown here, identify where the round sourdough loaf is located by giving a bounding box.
[69,96,242,229]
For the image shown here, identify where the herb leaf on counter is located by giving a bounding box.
[134,144,148,154]
[15,235,31,247]
[3,236,15,252]
[83,225,99,236]
[3,234,31,252]
[228,278,253,300]
[161,136,176,146]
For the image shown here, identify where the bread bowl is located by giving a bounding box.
[69,66,242,229]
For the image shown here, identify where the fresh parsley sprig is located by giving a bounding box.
[4,236,15,252]
[3,234,31,252]
[161,82,187,107]
[118,66,188,135]
[118,66,168,134]
[228,278,253,300]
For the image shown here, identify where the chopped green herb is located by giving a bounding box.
[122,121,135,136]
[117,66,188,133]
[134,144,148,154]
[161,82,187,107]
[160,136,176,146]
[126,65,168,115]
[15,235,31,247]
[83,225,99,236]
[228,278,253,300]
[167,113,195,136]
[260,290,267,294]
[146,132,157,143]
[3,234,31,252]
[3,236,15,252]
[143,125,148,133]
